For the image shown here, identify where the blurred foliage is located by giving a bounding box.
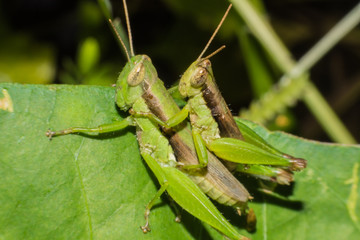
[0,36,55,84]
[59,37,115,85]
[0,0,359,141]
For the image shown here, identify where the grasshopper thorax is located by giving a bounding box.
[115,55,158,111]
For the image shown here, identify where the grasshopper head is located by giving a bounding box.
[115,55,157,111]
[179,59,213,98]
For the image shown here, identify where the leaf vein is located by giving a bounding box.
[74,138,94,239]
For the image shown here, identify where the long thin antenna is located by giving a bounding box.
[109,19,131,62]
[203,45,226,60]
[197,4,232,61]
[122,0,135,57]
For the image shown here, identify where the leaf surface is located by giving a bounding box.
[0,83,359,240]
[236,118,360,240]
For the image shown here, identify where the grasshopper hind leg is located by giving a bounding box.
[141,182,169,233]
[141,209,151,233]
[168,197,182,223]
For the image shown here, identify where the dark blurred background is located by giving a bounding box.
[0,0,359,142]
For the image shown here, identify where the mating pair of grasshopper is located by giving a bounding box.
[46,2,306,240]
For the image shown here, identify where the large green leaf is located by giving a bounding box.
[241,119,360,240]
[0,83,221,240]
[1,83,359,239]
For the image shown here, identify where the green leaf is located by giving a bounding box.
[1,83,359,239]
[0,83,222,240]
[235,118,360,240]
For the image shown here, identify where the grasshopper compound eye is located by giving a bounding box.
[128,62,146,86]
[190,67,208,88]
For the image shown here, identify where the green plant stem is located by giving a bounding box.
[231,0,358,144]
[287,2,360,144]
[303,82,357,144]
[230,0,295,71]
[287,2,360,79]
[97,0,131,60]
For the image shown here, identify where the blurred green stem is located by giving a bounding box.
[287,2,360,79]
[97,0,131,60]
[231,0,359,144]
[303,82,356,143]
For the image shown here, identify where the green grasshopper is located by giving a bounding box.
[46,1,250,239]
[162,6,307,185]
[165,17,306,187]
[175,56,306,184]
[179,48,306,184]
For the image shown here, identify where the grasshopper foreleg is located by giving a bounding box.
[46,117,135,139]
[129,109,172,129]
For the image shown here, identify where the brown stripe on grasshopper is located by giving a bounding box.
[200,59,244,141]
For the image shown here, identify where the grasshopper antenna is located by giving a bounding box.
[203,45,226,60]
[197,4,232,61]
[108,19,131,62]
[122,0,135,57]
